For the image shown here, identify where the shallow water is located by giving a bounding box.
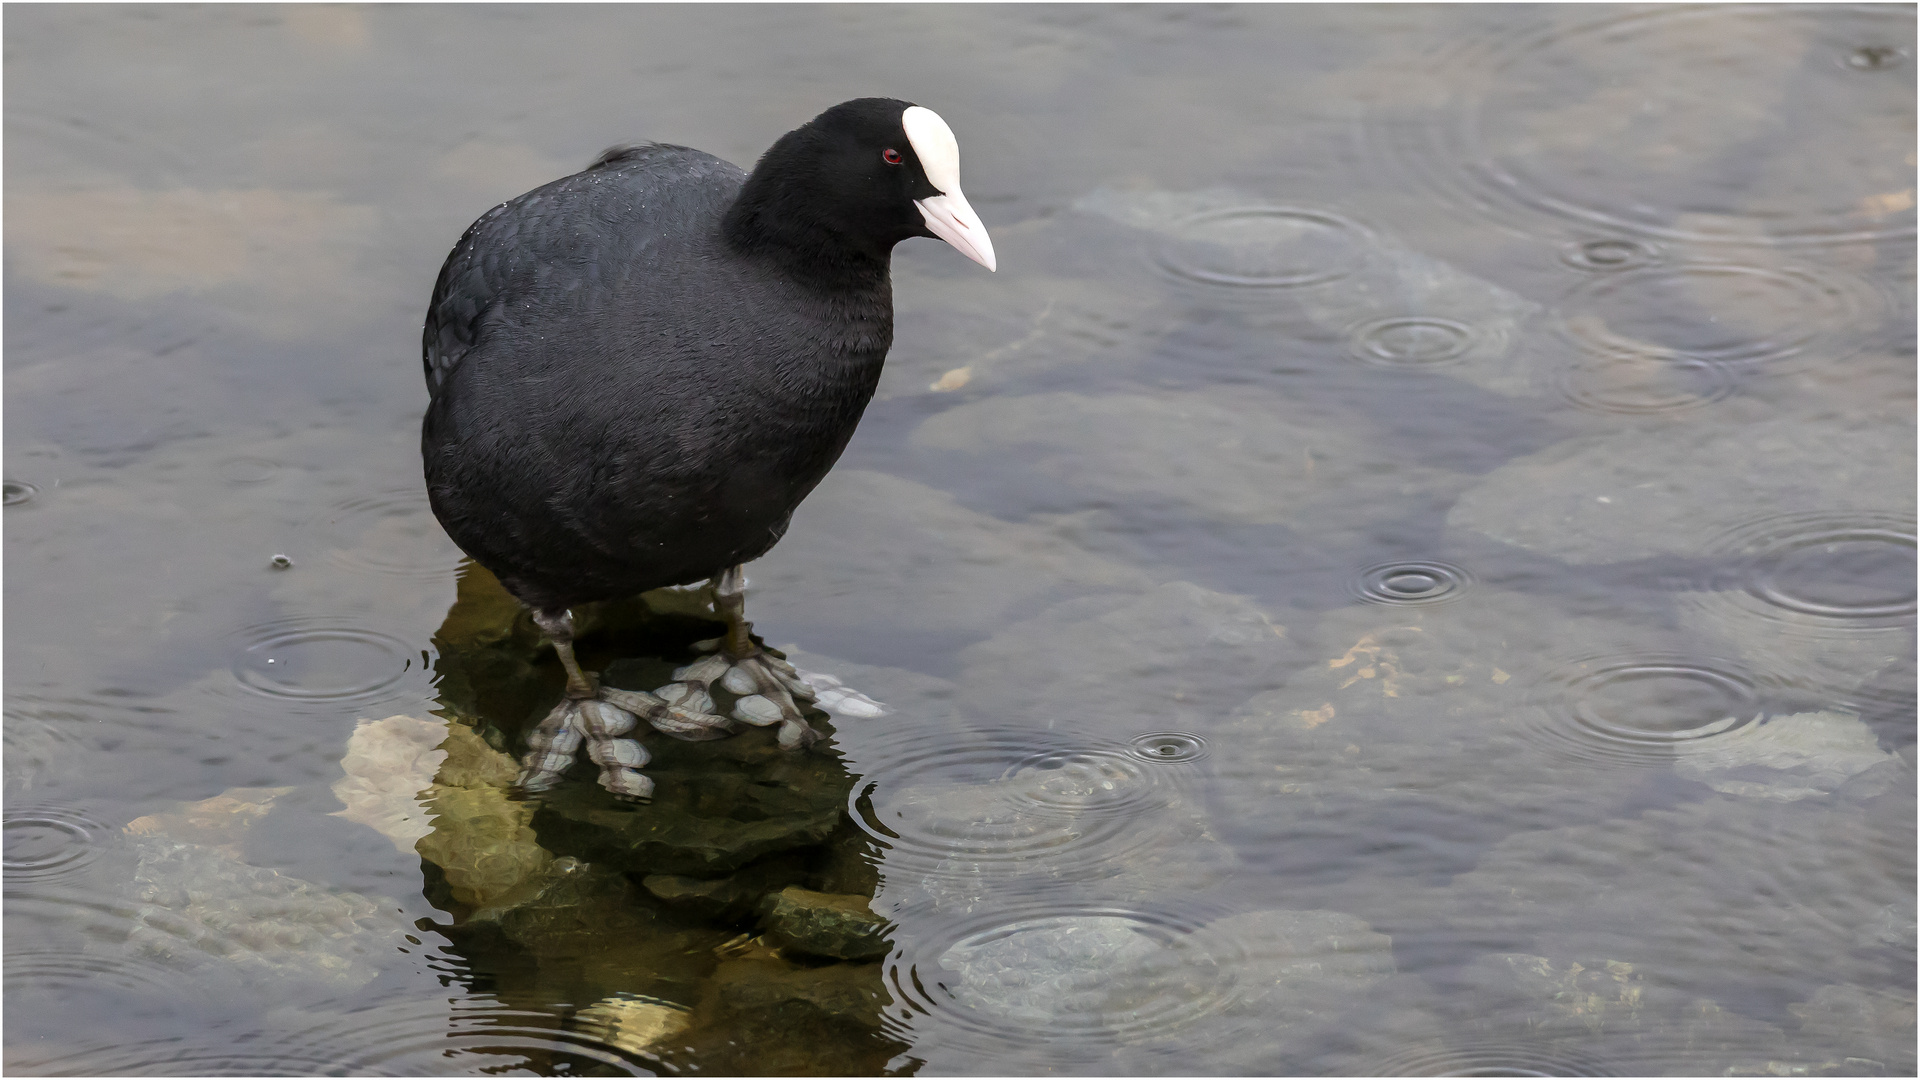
[6,4,1914,1075]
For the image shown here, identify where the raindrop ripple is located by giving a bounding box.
[1556,262,1885,375]
[227,619,422,709]
[1367,1039,1615,1077]
[1698,511,1917,630]
[1155,207,1371,289]
[1127,731,1209,763]
[312,487,468,580]
[4,805,107,881]
[1559,237,1660,272]
[1525,653,1766,768]
[887,904,1243,1051]
[1353,561,1475,606]
[851,728,1178,890]
[1373,4,1917,245]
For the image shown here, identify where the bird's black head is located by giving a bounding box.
[725,97,995,281]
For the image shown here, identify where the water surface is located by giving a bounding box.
[7,4,1915,1075]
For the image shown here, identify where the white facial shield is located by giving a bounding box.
[903,105,996,272]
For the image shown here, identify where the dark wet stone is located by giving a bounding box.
[708,957,889,1026]
[418,559,895,1072]
[425,564,858,880]
[530,752,847,877]
[812,821,884,896]
[473,859,655,953]
[667,957,908,1075]
[758,885,892,961]
[642,852,809,921]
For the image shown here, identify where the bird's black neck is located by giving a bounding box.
[722,142,896,295]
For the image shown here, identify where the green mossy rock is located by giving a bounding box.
[758,886,892,961]
[415,722,552,909]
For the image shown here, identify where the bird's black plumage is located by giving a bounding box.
[421,98,969,616]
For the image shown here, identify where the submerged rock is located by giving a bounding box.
[1444,952,1803,1076]
[703,957,890,1029]
[957,580,1300,740]
[329,714,448,853]
[668,957,907,1075]
[414,720,552,909]
[751,468,1152,644]
[758,886,892,961]
[124,785,292,859]
[1789,984,1918,1074]
[120,786,409,995]
[1434,793,1913,1015]
[641,852,810,921]
[1456,953,1654,1036]
[573,994,693,1058]
[1208,586,1670,877]
[930,905,1395,1073]
[911,387,1469,538]
[937,914,1171,1029]
[1446,414,1913,566]
[1673,710,1900,801]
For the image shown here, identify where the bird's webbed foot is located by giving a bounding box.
[680,637,824,750]
[515,695,654,802]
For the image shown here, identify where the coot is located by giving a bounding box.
[421,98,995,800]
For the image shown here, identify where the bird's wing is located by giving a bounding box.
[419,143,739,396]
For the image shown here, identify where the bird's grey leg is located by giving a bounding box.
[514,608,663,802]
[688,566,824,750]
[533,608,598,699]
[515,609,595,796]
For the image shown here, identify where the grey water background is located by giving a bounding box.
[5,3,1915,1074]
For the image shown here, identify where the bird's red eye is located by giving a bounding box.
[882,148,903,165]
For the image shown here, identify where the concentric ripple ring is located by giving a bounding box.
[1127,731,1209,763]
[1368,1040,1615,1077]
[1155,207,1371,288]
[851,728,1178,890]
[1375,5,1917,245]
[227,620,421,707]
[3,805,106,880]
[1699,512,1918,629]
[1526,653,1766,768]
[1349,316,1478,368]
[887,904,1242,1050]
[1353,561,1474,606]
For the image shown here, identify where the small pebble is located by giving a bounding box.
[269,554,294,570]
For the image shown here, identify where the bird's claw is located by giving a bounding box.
[513,695,657,801]
[515,637,854,801]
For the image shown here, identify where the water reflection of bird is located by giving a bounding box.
[420,98,995,800]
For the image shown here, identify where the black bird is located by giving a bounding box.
[421,98,995,800]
